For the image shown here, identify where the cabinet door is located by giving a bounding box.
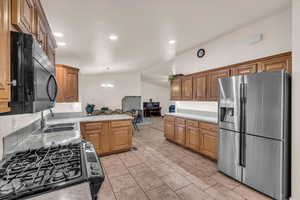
[186,127,201,152]
[181,76,193,100]
[164,121,175,140]
[171,79,182,100]
[65,68,79,102]
[11,0,35,34]
[47,40,56,65]
[55,65,65,102]
[81,122,110,155]
[232,63,257,76]
[258,56,292,73]
[193,73,207,101]
[36,12,47,51]
[110,126,132,152]
[202,131,218,160]
[175,125,186,146]
[0,0,11,113]
[207,68,231,101]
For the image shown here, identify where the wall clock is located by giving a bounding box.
[197,48,205,58]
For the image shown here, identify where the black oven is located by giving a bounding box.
[6,32,58,115]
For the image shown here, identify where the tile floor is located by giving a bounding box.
[99,117,271,200]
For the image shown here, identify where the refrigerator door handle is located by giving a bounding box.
[239,83,246,167]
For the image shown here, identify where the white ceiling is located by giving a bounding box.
[42,0,290,82]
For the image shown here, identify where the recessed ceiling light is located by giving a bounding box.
[101,83,115,88]
[54,32,64,38]
[109,34,118,41]
[57,42,66,47]
[169,40,176,44]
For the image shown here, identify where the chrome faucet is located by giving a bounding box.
[41,108,54,130]
[41,111,46,130]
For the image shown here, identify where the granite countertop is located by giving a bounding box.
[5,122,82,155]
[165,112,218,124]
[4,113,133,157]
[46,113,134,125]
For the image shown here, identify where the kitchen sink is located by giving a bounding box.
[48,123,76,128]
[43,123,76,133]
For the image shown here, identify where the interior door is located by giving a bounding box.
[243,135,283,200]
[244,71,285,140]
[218,129,242,181]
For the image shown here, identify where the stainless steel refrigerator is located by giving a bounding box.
[218,70,291,200]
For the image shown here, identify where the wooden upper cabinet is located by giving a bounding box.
[207,68,231,101]
[55,65,65,102]
[181,76,193,100]
[36,12,47,51]
[0,0,11,113]
[232,63,257,76]
[258,55,292,73]
[193,72,207,101]
[47,38,56,65]
[56,65,79,102]
[65,68,79,102]
[171,78,182,100]
[11,0,35,34]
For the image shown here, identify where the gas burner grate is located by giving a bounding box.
[0,143,83,199]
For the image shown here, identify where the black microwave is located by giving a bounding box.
[6,32,58,115]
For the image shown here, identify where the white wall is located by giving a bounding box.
[141,81,170,115]
[292,1,300,199]
[144,8,291,113]
[173,8,291,74]
[79,72,141,110]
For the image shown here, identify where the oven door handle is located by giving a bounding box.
[47,74,58,102]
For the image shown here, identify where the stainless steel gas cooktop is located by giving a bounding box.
[0,142,104,200]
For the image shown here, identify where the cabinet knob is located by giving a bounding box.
[7,80,17,86]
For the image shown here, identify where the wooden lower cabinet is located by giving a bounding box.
[81,120,133,156]
[110,126,132,152]
[201,130,218,160]
[186,126,201,152]
[164,116,218,161]
[175,125,186,146]
[164,120,175,140]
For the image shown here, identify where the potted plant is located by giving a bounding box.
[168,74,184,81]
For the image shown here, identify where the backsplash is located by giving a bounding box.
[175,101,218,113]
[0,113,41,159]
[0,102,82,159]
[52,102,82,113]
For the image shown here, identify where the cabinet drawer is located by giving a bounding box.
[84,129,102,135]
[200,122,218,132]
[201,128,218,137]
[165,115,175,122]
[83,122,103,131]
[111,120,132,128]
[175,118,186,126]
[187,120,199,128]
